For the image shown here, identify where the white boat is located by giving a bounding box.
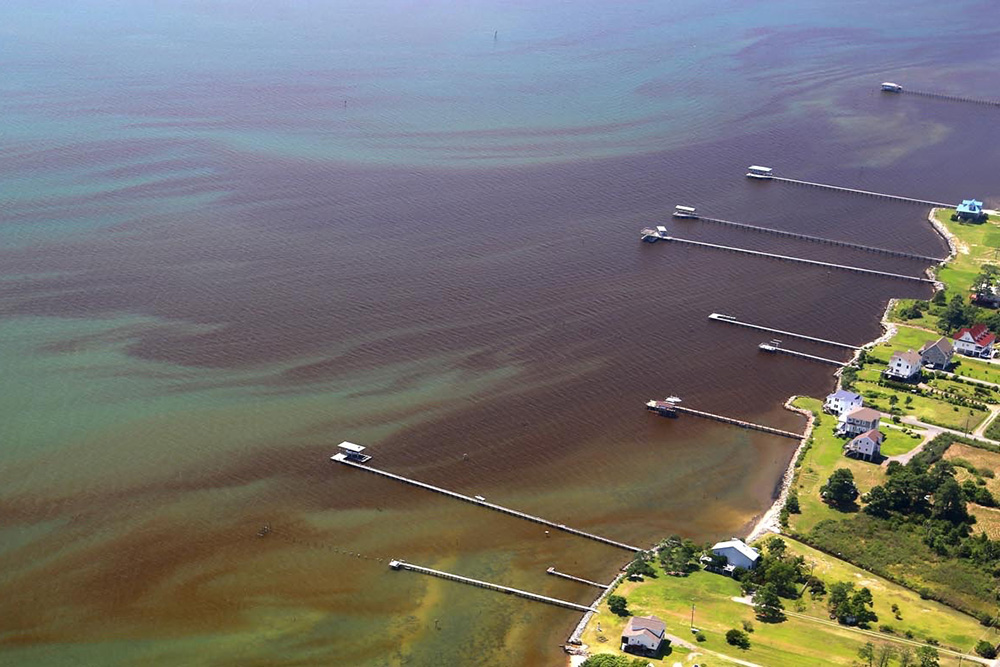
[746,165,773,179]
[880,82,902,93]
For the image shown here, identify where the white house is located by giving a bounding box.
[621,615,665,653]
[839,407,881,436]
[885,349,921,380]
[953,324,996,359]
[824,389,863,416]
[845,429,883,461]
[711,538,760,570]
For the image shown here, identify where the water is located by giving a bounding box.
[1,1,999,665]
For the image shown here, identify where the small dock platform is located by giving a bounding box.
[547,567,610,589]
[708,313,860,349]
[650,234,935,284]
[759,342,847,367]
[646,397,803,440]
[692,215,943,263]
[390,560,596,612]
[333,454,642,552]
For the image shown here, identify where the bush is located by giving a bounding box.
[695,631,706,642]
[741,619,754,633]
[975,640,998,658]
[879,624,895,634]
[607,594,629,616]
[726,628,751,650]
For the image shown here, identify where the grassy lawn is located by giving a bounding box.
[866,326,942,364]
[879,429,924,457]
[778,537,991,653]
[951,357,1000,384]
[853,380,987,432]
[585,545,988,666]
[789,398,888,534]
[932,208,1000,299]
[944,444,1000,496]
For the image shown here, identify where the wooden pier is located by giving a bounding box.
[692,215,944,263]
[708,313,860,349]
[653,234,935,284]
[547,566,610,589]
[759,342,847,367]
[333,456,642,552]
[647,399,803,440]
[767,176,954,208]
[389,560,597,612]
[903,88,1000,108]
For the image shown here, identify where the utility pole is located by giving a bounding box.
[690,601,696,630]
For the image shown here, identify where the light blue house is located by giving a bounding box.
[956,199,985,221]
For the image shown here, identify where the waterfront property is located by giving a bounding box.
[919,336,954,370]
[885,349,922,380]
[621,615,666,653]
[844,429,883,461]
[837,407,881,436]
[953,324,996,358]
[711,538,760,570]
[824,389,863,416]
[956,199,986,222]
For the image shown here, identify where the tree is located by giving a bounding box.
[863,485,893,518]
[932,477,972,524]
[875,643,896,667]
[916,645,939,667]
[975,640,998,658]
[827,581,877,626]
[786,491,801,514]
[820,468,859,509]
[897,646,914,667]
[725,628,751,649]
[607,594,629,616]
[766,536,787,558]
[858,641,875,666]
[938,294,975,332]
[753,583,785,622]
[932,289,947,305]
[626,557,656,579]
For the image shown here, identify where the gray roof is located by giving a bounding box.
[828,389,861,402]
[919,337,953,356]
[891,349,922,365]
[624,615,666,638]
[847,407,881,422]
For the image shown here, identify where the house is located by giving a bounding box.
[885,349,922,380]
[953,324,996,358]
[956,199,985,222]
[838,407,881,436]
[919,337,954,370]
[621,615,666,653]
[711,538,760,570]
[824,389,863,416]
[845,429,884,461]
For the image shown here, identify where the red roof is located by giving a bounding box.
[954,324,993,345]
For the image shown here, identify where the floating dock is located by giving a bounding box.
[650,234,935,284]
[708,313,860,349]
[389,560,596,612]
[690,215,944,263]
[759,342,847,367]
[546,567,610,589]
[647,399,803,440]
[333,455,642,552]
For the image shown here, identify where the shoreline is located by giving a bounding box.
[566,207,960,663]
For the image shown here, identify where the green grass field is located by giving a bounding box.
[852,380,986,432]
[583,543,989,666]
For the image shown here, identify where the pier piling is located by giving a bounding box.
[708,313,860,349]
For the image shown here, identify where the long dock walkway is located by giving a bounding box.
[333,457,642,552]
[670,405,803,440]
[708,312,860,349]
[769,176,954,208]
[759,343,847,367]
[695,215,943,263]
[389,560,596,612]
[904,88,1000,107]
[547,567,609,589]
[657,235,935,284]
